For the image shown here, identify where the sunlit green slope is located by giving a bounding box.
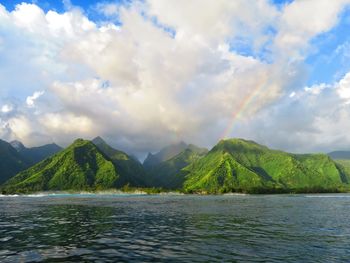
[183,139,349,193]
[326,151,350,182]
[1,139,118,194]
[3,137,349,194]
[92,136,146,187]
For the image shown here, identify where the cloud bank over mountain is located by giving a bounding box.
[0,0,350,157]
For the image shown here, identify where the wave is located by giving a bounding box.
[0,191,164,198]
[0,193,62,198]
[0,191,188,198]
[0,194,20,197]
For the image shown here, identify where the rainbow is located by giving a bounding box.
[220,76,271,140]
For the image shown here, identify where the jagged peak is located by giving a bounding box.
[10,140,26,151]
[92,136,107,145]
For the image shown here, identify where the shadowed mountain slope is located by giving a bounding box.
[0,139,29,184]
[143,141,188,168]
[145,144,208,189]
[10,140,62,165]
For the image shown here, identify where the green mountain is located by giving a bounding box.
[146,144,208,189]
[10,140,62,165]
[183,139,349,193]
[1,139,118,194]
[334,159,350,175]
[143,141,188,168]
[0,139,29,184]
[3,137,350,194]
[91,136,146,187]
[327,151,350,178]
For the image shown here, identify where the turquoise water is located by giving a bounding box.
[0,193,350,262]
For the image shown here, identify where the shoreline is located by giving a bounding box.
[1,190,350,197]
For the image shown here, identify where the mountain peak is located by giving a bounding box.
[146,152,153,158]
[2,138,118,194]
[71,138,91,147]
[49,143,61,148]
[143,141,189,167]
[213,138,267,153]
[92,136,107,146]
[184,139,348,194]
[10,140,26,152]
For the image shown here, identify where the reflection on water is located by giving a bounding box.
[1,194,350,262]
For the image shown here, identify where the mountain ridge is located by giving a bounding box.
[182,138,349,193]
[2,137,350,194]
[1,139,118,194]
[10,140,62,165]
[143,141,188,168]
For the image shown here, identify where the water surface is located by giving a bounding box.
[0,193,350,262]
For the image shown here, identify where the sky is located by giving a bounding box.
[0,0,350,158]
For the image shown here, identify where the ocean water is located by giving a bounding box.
[0,194,350,262]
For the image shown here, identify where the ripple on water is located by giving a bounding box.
[1,194,350,262]
[0,237,13,242]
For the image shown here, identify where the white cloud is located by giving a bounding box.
[337,72,350,102]
[304,83,330,95]
[146,0,278,45]
[0,1,350,155]
[274,0,350,59]
[7,115,38,144]
[1,104,13,113]
[26,91,45,107]
[40,112,94,135]
[11,3,46,32]
[232,71,350,153]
